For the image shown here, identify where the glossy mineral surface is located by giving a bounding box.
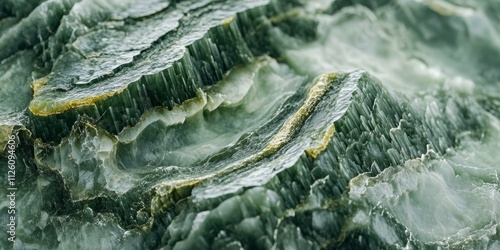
[1,0,500,249]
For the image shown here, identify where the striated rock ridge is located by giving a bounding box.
[27,0,312,142]
[24,69,484,249]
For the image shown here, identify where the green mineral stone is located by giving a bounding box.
[1,0,499,249]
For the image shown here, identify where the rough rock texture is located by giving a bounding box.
[1,0,499,249]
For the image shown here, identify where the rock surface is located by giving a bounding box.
[1,0,499,249]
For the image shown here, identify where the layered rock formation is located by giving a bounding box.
[1,0,499,249]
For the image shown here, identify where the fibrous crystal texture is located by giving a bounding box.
[1,0,499,249]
